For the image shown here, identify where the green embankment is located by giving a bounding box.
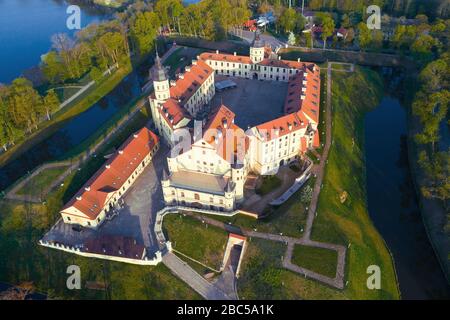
[16,166,68,197]
[0,63,132,167]
[163,214,228,273]
[238,67,400,299]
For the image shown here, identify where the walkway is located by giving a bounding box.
[162,252,232,300]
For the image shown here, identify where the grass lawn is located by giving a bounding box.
[291,245,338,278]
[163,214,228,272]
[16,166,68,197]
[213,177,315,238]
[256,175,282,195]
[238,238,348,299]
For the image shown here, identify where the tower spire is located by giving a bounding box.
[153,46,167,82]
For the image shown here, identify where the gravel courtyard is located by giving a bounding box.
[211,76,288,129]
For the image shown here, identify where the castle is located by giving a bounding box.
[150,34,321,212]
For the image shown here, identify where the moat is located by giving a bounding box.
[365,96,450,299]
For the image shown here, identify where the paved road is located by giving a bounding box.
[163,252,232,300]
[232,29,285,50]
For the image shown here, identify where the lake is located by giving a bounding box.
[0,0,110,83]
[365,96,450,299]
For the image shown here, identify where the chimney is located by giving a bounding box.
[118,150,124,155]
[278,56,281,60]
[301,94,306,100]
[233,52,236,56]
[297,58,301,62]
[170,80,176,87]
[185,66,191,72]
[133,134,138,138]
[216,50,219,54]
[192,59,197,65]
[105,164,111,169]
[178,73,184,79]
[76,196,82,201]
[84,186,91,192]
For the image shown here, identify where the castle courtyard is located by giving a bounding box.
[210,75,288,129]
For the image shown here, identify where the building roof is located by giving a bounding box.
[199,52,252,65]
[159,98,190,128]
[203,104,249,164]
[62,128,159,220]
[255,112,306,141]
[158,59,214,129]
[252,31,265,48]
[169,59,214,104]
[167,170,232,195]
[152,50,167,82]
[258,57,303,69]
[83,235,146,260]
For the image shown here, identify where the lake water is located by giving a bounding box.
[365,96,450,299]
[0,0,110,83]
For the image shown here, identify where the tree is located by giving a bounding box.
[411,34,438,62]
[413,90,449,152]
[43,90,60,120]
[372,30,384,50]
[8,78,43,132]
[287,32,296,45]
[130,11,160,56]
[418,58,449,93]
[277,7,296,33]
[41,51,65,84]
[357,22,371,50]
[321,16,335,49]
[90,66,103,83]
[294,12,306,33]
[418,150,450,203]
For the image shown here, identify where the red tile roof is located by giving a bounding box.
[159,59,213,129]
[159,98,190,128]
[229,233,246,241]
[199,52,253,65]
[258,58,304,69]
[62,128,159,220]
[255,112,307,141]
[284,67,320,124]
[169,59,214,104]
[83,235,145,259]
[203,104,249,163]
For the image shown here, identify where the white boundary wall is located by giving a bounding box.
[38,240,162,266]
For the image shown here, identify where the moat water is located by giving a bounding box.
[365,96,450,299]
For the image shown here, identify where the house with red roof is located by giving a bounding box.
[59,127,159,228]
